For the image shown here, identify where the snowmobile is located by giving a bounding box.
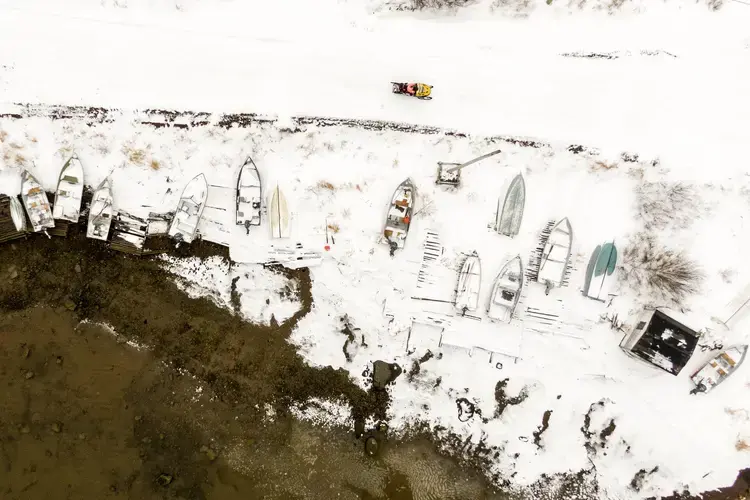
[391,82,433,100]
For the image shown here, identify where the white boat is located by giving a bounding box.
[487,255,524,323]
[236,157,262,229]
[537,217,573,290]
[9,195,27,232]
[86,177,114,241]
[21,169,54,232]
[168,173,208,244]
[585,241,618,301]
[52,155,85,222]
[383,178,415,251]
[690,345,748,394]
[496,173,525,237]
[455,251,481,314]
[268,184,291,239]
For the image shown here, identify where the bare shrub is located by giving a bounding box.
[590,160,617,172]
[316,180,336,191]
[406,0,473,10]
[619,232,704,304]
[635,181,699,231]
[720,268,735,284]
[14,154,28,167]
[327,223,340,234]
[150,159,160,170]
[736,438,750,452]
[122,145,147,166]
[706,0,724,11]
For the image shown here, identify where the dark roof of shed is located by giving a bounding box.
[631,309,700,375]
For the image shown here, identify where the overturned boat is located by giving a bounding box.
[168,173,208,244]
[236,157,262,230]
[21,169,54,232]
[268,183,291,239]
[383,178,415,252]
[496,173,525,237]
[690,345,748,394]
[538,217,573,293]
[9,195,27,232]
[584,241,617,301]
[455,251,481,314]
[487,255,524,323]
[87,177,114,241]
[53,155,85,223]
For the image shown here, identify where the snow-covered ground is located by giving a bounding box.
[2,0,750,497]
[1,114,750,498]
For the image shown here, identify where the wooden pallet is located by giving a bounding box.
[414,230,447,295]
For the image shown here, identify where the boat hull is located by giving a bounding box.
[488,255,524,322]
[87,178,114,241]
[21,170,54,232]
[268,185,291,239]
[455,252,481,313]
[53,156,85,223]
[496,173,525,237]
[383,178,415,250]
[168,174,208,244]
[538,218,573,287]
[236,158,262,227]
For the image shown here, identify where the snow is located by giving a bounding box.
[2,0,750,497]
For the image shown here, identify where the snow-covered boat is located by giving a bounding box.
[268,184,291,239]
[9,195,27,232]
[52,155,84,222]
[496,173,525,237]
[86,177,114,241]
[236,157,262,229]
[537,217,573,291]
[585,241,617,301]
[487,255,524,323]
[455,251,481,314]
[690,345,748,394]
[383,178,415,250]
[168,173,208,244]
[21,169,54,232]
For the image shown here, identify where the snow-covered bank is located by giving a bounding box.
[2,115,749,498]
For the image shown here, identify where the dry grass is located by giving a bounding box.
[736,439,750,452]
[14,153,28,167]
[342,207,351,219]
[327,223,340,234]
[635,181,699,231]
[619,232,704,305]
[591,160,617,171]
[25,132,38,143]
[150,159,161,171]
[316,180,336,191]
[720,268,736,284]
[122,146,147,166]
[0,130,8,143]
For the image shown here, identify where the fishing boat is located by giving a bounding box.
[52,155,85,222]
[487,255,524,323]
[383,178,415,251]
[690,345,748,394]
[537,217,573,292]
[86,177,114,241]
[168,173,208,244]
[21,169,54,232]
[268,184,291,239]
[584,241,617,301]
[9,196,26,232]
[496,173,525,237]
[455,251,481,314]
[236,157,262,230]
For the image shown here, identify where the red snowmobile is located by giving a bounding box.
[391,82,433,100]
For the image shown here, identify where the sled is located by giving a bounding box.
[391,82,433,100]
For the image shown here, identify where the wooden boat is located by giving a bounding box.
[52,155,85,223]
[383,178,415,251]
[9,195,26,232]
[268,184,291,239]
[496,173,525,237]
[690,345,748,394]
[21,169,54,232]
[168,173,208,244]
[537,217,573,291]
[86,177,114,241]
[487,255,524,323]
[236,157,262,229]
[584,241,617,301]
[455,251,481,314]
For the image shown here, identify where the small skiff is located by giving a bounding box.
[168,173,208,244]
[383,178,415,250]
[53,155,85,223]
[538,217,573,289]
[87,177,114,241]
[690,345,748,394]
[236,157,262,229]
[21,169,54,232]
[496,173,525,238]
[9,195,27,232]
[455,251,482,314]
[585,241,618,301]
[268,184,291,239]
[487,255,524,323]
